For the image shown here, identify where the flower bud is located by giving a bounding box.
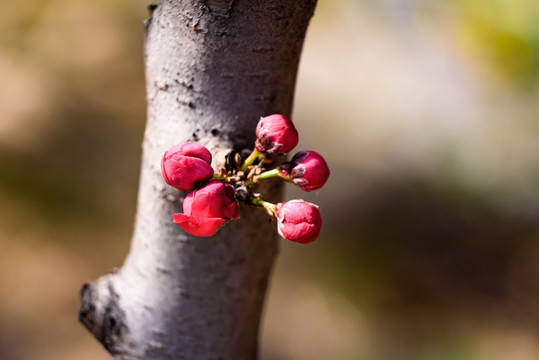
[173,180,240,237]
[161,142,214,191]
[255,114,299,155]
[280,151,330,192]
[275,199,322,244]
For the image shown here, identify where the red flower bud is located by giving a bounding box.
[255,114,299,155]
[161,142,214,191]
[280,151,330,192]
[275,199,322,244]
[173,180,240,237]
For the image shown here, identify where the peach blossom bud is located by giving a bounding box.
[280,151,330,192]
[161,142,213,191]
[173,180,240,237]
[275,199,322,244]
[255,114,299,155]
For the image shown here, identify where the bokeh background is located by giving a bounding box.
[1,0,538,359]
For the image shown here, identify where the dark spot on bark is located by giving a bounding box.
[144,4,160,34]
[249,72,268,78]
[78,281,128,356]
[155,81,169,91]
[156,265,172,274]
[175,78,193,90]
[254,93,276,102]
[252,46,274,54]
[78,283,97,330]
[205,0,236,17]
[177,96,195,108]
[144,341,167,357]
[266,3,294,20]
[152,329,166,337]
[101,284,128,355]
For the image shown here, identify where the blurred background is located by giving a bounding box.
[1,0,538,359]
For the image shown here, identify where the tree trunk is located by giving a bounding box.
[78,1,317,359]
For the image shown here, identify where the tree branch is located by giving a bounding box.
[79,1,317,359]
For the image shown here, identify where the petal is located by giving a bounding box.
[189,192,224,218]
[173,213,227,237]
[162,156,212,191]
[279,221,318,243]
[179,142,212,164]
[188,181,239,219]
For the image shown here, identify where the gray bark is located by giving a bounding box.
[78,1,317,359]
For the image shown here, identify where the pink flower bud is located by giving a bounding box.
[173,180,240,237]
[255,114,299,155]
[275,199,322,244]
[161,142,214,191]
[280,151,330,192]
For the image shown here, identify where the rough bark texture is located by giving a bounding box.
[79,1,317,359]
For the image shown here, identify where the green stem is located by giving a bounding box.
[211,173,230,182]
[240,148,261,171]
[245,168,287,186]
[258,168,281,180]
[244,168,285,186]
[251,198,277,215]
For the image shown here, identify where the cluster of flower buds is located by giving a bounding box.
[161,114,330,243]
